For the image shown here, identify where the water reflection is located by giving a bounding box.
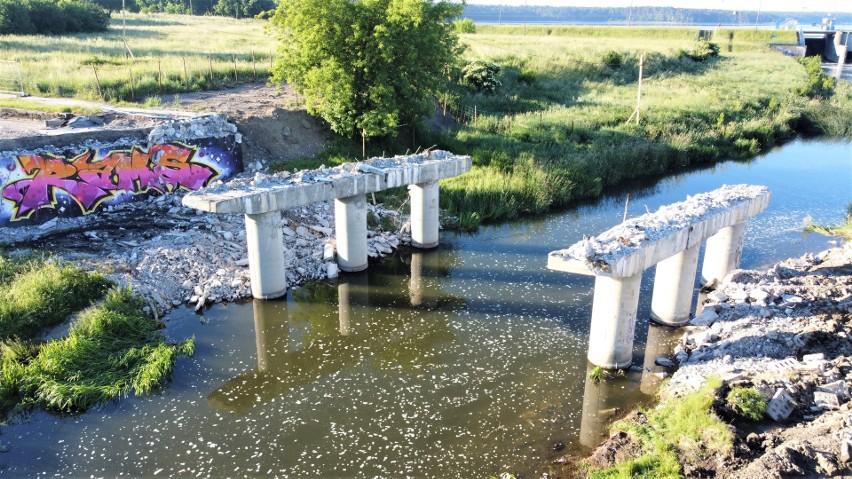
[578,363,639,448]
[209,254,462,415]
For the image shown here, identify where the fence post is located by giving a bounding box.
[209,57,215,87]
[233,55,239,82]
[92,64,103,99]
[251,51,257,80]
[129,67,135,100]
[183,57,189,89]
[157,59,163,93]
[474,104,477,127]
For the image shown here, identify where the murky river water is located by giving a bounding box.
[3,139,851,477]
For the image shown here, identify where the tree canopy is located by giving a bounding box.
[270,0,463,141]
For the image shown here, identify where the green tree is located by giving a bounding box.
[270,0,463,145]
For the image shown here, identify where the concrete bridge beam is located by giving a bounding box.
[650,243,700,326]
[701,222,746,286]
[245,211,288,300]
[588,273,642,369]
[335,194,369,273]
[409,181,440,249]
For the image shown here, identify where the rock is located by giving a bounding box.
[655,357,675,368]
[767,388,796,421]
[707,291,728,303]
[803,353,826,363]
[782,294,804,304]
[235,258,250,267]
[731,289,749,302]
[301,119,311,129]
[323,243,335,262]
[749,288,770,302]
[814,391,840,410]
[691,308,718,326]
[45,117,66,128]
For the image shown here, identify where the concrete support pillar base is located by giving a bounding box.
[409,181,440,249]
[701,222,746,286]
[335,194,368,273]
[245,211,287,300]
[651,243,700,326]
[587,273,642,369]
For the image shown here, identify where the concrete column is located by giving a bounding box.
[409,181,440,249]
[650,243,700,326]
[701,222,746,285]
[335,194,368,272]
[245,211,287,300]
[587,273,642,369]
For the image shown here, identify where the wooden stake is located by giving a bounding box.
[636,53,644,125]
[362,129,366,160]
[157,59,163,93]
[183,57,189,89]
[129,67,135,100]
[209,57,215,87]
[474,104,477,127]
[623,193,630,222]
[251,51,257,80]
[443,92,448,116]
[92,65,103,99]
[233,55,239,82]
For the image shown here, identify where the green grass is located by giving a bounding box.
[589,377,732,479]
[429,26,852,228]
[0,254,193,418]
[0,13,276,102]
[805,203,852,240]
[0,98,100,115]
[0,257,112,341]
[726,386,767,421]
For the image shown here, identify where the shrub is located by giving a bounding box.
[797,56,836,98]
[0,0,108,34]
[462,60,502,94]
[602,50,623,69]
[682,40,721,62]
[726,387,767,421]
[454,18,476,34]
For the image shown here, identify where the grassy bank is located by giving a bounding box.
[806,203,852,240]
[588,378,732,478]
[0,13,275,102]
[433,27,852,228]
[0,254,193,418]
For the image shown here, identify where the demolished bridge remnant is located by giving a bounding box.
[183,150,472,300]
[548,184,771,369]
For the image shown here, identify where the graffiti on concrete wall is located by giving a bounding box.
[0,137,241,227]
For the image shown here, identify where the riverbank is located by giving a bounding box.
[575,240,852,478]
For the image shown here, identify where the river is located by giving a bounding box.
[2,139,850,478]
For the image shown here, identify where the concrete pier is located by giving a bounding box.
[245,211,288,299]
[409,181,440,249]
[651,243,700,325]
[548,185,770,368]
[335,195,368,272]
[183,151,471,299]
[701,222,746,286]
[588,274,642,369]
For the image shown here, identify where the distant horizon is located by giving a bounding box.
[461,1,852,14]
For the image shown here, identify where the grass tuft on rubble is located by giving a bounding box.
[589,377,732,479]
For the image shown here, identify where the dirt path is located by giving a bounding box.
[0,82,331,166]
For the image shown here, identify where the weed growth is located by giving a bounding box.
[726,386,767,421]
[590,377,732,478]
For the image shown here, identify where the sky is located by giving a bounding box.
[462,0,852,14]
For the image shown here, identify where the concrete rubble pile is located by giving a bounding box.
[1,190,409,316]
[657,241,852,476]
[147,113,240,145]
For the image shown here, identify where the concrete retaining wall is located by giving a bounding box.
[0,116,243,227]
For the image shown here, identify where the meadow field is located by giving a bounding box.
[0,13,276,102]
[436,26,852,227]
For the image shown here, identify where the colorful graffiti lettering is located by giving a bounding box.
[2,143,219,221]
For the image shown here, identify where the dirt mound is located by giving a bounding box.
[161,83,331,167]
